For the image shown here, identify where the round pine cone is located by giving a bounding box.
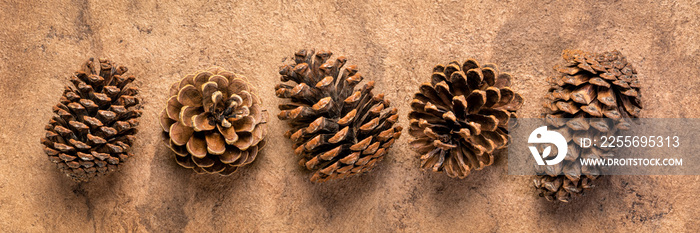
[408,59,523,178]
[41,58,141,182]
[160,67,268,175]
[275,49,403,183]
[535,49,642,202]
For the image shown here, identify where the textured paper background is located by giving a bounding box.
[0,0,698,232]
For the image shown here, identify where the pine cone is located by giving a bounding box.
[275,49,402,183]
[160,67,268,175]
[535,49,642,202]
[41,58,141,182]
[408,59,524,178]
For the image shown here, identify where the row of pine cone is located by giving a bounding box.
[41,49,641,203]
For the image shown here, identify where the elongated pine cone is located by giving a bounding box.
[275,49,402,183]
[160,67,268,175]
[408,60,524,178]
[535,49,642,202]
[41,58,141,182]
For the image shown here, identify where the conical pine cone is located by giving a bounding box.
[160,67,268,175]
[535,49,643,202]
[408,59,524,178]
[275,49,402,183]
[41,58,141,182]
